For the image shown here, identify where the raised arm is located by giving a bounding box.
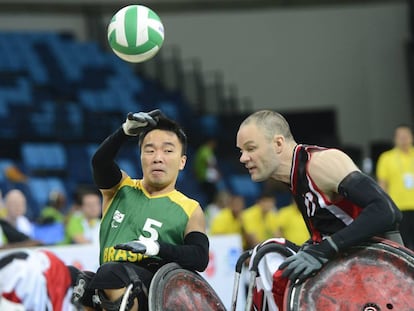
[91,110,161,211]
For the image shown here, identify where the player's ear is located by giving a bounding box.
[273,135,284,154]
[179,155,187,170]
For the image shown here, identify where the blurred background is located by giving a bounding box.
[0,0,410,220]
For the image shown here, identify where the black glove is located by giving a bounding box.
[114,239,160,256]
[279,239,336,283]
[122,109,164,136]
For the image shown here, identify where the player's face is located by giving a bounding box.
[236,123,278,182]
[141,129,186,192]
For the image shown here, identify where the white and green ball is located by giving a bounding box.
[107,5,165,63]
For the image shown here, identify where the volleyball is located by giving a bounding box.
[107,5,165,63]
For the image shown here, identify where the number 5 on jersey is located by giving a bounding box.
[139,218,163,242]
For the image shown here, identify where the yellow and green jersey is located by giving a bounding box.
[100,177,199,264]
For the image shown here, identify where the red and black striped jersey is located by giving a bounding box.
[290,144,363,243]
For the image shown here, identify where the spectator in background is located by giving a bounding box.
[376,124,414,250]
[241,192,281,249]
[204,189,231,230]
[37,190,67,225]
[64,185,89,226]
[274,200,309,245]
[64,188,101,245]
[209,194,253,250]
[0,189,39,249]
[4,189,33,238]
[193,137,221,204]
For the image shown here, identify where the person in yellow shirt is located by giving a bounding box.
[241,192,280,249]
[274,200,309,245]
[209,194,252,249]
[376,124,414,250]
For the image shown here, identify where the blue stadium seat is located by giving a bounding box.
[176,170,208,207]
[21,144,43,173]
[0,98,8,118]
[227,174,262,206]
[21,142,67,173]
[27,177,66,214]
[118,158,140,178]
[85,143,100,160]
[65,144,93,184]
[32,222,65,245]
[199,115,220,137]
[30,101,56,137]
[0,159,13,183]
[158,101,180,121]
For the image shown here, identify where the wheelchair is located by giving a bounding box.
[148,262,226,311]
[231,237,414,311]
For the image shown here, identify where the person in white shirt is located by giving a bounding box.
[4,189,33,238]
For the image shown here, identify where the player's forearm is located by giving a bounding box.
[333,171,402,251]
[158,231,209,272]
[91,127,128,189]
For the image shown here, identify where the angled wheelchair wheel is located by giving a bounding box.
[148,262,226,311]
[284,238,414,311]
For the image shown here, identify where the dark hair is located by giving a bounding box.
[74,185,101,206]
[138,116,188,155]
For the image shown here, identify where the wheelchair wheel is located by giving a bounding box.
[284,238,414,311]
[148,263,226,311]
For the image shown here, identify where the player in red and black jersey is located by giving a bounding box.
[0,249,78,311]
[236,110,402,284]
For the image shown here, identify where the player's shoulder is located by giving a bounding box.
[308,147,359,185]
[311,147,353,164]
[168,190,201,210]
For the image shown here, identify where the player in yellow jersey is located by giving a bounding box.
[71,110,209,311]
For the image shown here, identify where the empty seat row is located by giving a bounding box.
[21,143,67,174]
